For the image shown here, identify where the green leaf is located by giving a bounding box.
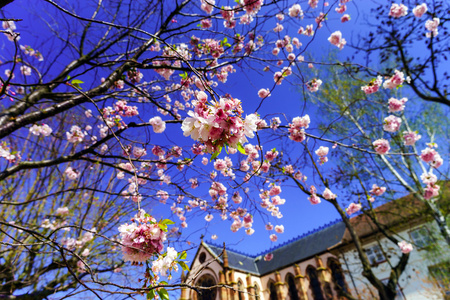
[210,146,222,161]
[157,288,170,300]
[147,289,156,299]
[161,219,175,226]
[237,143,246,155]
[179,251,187,260]
[71,79,84,84]
[66,75,71,80]
[158,223,168,231]
[178,261,190,271]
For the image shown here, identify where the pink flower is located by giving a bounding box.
[383,70,405,89]
[398,241,413,254]
[270,234,278,242]
[315,146,329,157]
[149,116,166,133]
[341,14,350,23]
[420,148,437,163]
[425,18,439,38]
[389,3,408,18]
[346,202,362,215]
[388,97,408,112]
[361,76,383,94]
[370,184,386,196]
[258,88,271,98]
[308,0,318,9]
[20,66,32,76]
[328,31,346,50]
[269,185,282,196]
[335,4,346,14]
[424,183,440,200]
[56,207,70,216]
[413,3,427,18]
[383,115,402,132]
[323,188,336,200]
[289,4,303,17]
[306,78,322,92]
[200,0,215,14]
[420,171,437,185]
[264,253,274,261]
[65,167,79,180]
[308,194,321,205]
[211,234,218,240]
[205,214,213,222]
[403,131,421,146]
[265,223,274,230]
[269,225,283,235]
[373,139,390,155]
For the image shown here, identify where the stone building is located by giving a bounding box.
[179,194,450,300]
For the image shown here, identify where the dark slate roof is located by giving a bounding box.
[203,219,346,276]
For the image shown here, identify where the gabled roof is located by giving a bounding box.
[203,219,346,276]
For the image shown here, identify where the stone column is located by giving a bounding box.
[219,271,228,300]
[179,270,191,300]
[315,257,333,300]
[228,270,238,300]
[274,271,286,300]
[246,274,255,300]
[293,264,309,300]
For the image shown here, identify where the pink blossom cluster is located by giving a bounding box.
[383,70,406,89]
[200,0,215,14]
[258,88,271,98]
[398,241,413,254]
[288,4,303,18]
[2,20,20,42]
[149,116,166,133]
[20,45,44,61]
[66,125,86,143]
[370,184,386,197]
[372,138,390,155]
[0,142,17,162]
[65,167,80,180]
[389,3,408,18]
[181,91,258,153]
[383,115,402,132]
[402,131,421,146]
[242,0,264,16]
[346,202,362,215]
[315,146,329,164]
[288,115,310,142]
[412,3,427,18]
[118,210,167,263]
[322,188,336,200]
[328,31,346,50]
[29,124,52,137]
[388,97,407,112]
[308,186,321,205]
[361,76,383,94]
[420,147,443,169]
[425,18,439,38]
[306,78,322,92]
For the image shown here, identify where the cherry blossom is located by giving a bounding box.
[383,115,402,132]
[398,241,413,254]
[383,70,405,89]
[306,78,322,92]
[425,18,439,38]
[389,3,408,18]
[373,139,390,155]
[328,31,346,50]
[346,202,362,215]
[341,14,350,23]
[322,188,336,200]
[264,253,274,261]
[289,4,303,18]
[388,97,407,112]
[258,88,271,98]
[412,3,427,18]
[370,184,386,196]
[361,76,383,94]
[403,131,421,146]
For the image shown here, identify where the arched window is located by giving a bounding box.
[307,266,325,300]
[237,280,244,300]
[286,273,300,300]
[269,281,278,300]
[196,274,217,300]
[253,282,261,300]
[328,259,349,294]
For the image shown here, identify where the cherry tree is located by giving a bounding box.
[0,0,448,299]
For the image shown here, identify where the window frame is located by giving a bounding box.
[364,244,386,266]
[408,226,433,249]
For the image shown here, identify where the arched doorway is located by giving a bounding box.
[196,274,217,300]
[286,273,300,300]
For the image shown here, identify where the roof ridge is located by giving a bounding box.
[255,218,342,256]
[204,218,342,258]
